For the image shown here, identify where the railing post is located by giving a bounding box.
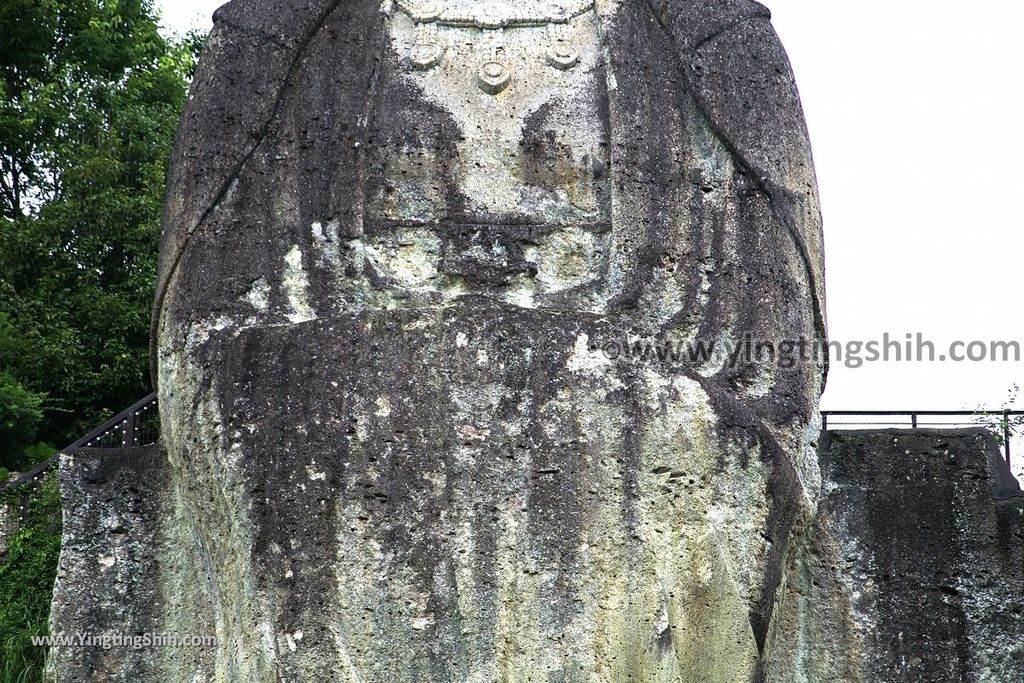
[125,410,138,448]
[911,413,918,429]
[19,492,29,524]
[822,413,828,431]
[1004,409,1012,471]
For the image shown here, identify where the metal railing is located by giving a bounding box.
[73,393,160,449]
[0,393,159,500]
[2,398,1019,496]
[822,410,1024,471]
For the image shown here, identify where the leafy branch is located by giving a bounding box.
[973,384,1024,447]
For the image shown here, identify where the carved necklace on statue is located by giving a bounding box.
[392,0,597,94]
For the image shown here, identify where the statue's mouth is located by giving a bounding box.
[356,221,611,294]
[439,224,542,285]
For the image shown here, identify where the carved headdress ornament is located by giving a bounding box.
[393,0,597,93]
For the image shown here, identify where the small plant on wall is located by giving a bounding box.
[973,384,1024,459]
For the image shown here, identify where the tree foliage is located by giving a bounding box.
[0,0,202,470]
[0,474,62,683]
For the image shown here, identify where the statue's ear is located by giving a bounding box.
[650,0,773,51]
[152,0,383,383]
[158,0,339,291]
[153,1,336,381]
[655,0,828,350]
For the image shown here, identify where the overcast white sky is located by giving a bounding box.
[156,1,1024,421]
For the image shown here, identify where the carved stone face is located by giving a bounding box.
[358,0,614,304]
[385,0,607,222]
[146,2,829,680]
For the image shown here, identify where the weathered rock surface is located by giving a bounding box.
[49,429,1024,682]
[47,447,169,681]
[44,1,1024,681]
[0,497,19,557]
[0,474,23,557]
[57,0,836,681]
[768,430,1024,683]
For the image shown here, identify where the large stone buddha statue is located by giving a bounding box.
[147,1,839,681]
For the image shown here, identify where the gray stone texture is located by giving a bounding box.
[47,447,170,682]
[0,496,19,558]
[792,430,1024,683]
[60,0,839,680]
[48,430,1024,682]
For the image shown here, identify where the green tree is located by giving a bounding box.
[0,370,45,469]
[1,4,202,679]
[0,0,202,469]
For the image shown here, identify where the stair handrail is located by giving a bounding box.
[0,392,158,497]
